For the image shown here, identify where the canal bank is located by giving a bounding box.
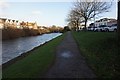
[2,33,65,78]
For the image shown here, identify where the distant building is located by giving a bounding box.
[79,23,85,29]
[89,23,94,27]
[5,19,11,28]
[38,26,45,29]
[0,18,21,29]
[94,18,117,27]
[0,18,4,29]
[107,19,117,26]
[16,20,21,29]
[32,22,38,29]
[27,22,38,29]
[0,18,7,29]
[8,19,17,28]
[0,18,38,29]
[20,21,38,29]
[20,21,27,29]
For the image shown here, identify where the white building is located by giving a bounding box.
[95,18,117,27]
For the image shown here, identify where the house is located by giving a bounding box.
[107,19,117,26]
[38,26,44,29]
[20,21,38,29]
[6,19,15,28]
[20,21,27,29]
[5,19,11,28]
[0,18,4,29]
[89,23,94,27]
[95,18,108,27]
[0,18,38,29]
[0,18,7,29]
[26,22,33,29]
[26,22,38,29]
[94,18,117,27]
[16,20,21,29]
[33,22,38,29]
[0,18,21,29]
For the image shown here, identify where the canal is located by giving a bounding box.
[2,33,62,64]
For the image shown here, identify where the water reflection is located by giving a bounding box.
[2,33,62,64]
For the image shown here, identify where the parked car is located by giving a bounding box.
[90,27,95,31]
[87,27,92,31]
[87,27,91,31]
[104,24,117,32]
[93,27,101,32]
[87,26,96,31]
[93,25,108,32]
[99,25,109,31]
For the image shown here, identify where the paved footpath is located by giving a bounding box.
[43,31,96,78]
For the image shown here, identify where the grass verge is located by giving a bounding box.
[72,31,119,78]
[2,33,65,78]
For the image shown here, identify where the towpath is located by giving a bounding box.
[44,31,96,78]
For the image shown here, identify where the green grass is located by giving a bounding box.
[3,33,65,78]
[72,31,119,78]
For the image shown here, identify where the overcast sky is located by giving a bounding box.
[0,0,118,27]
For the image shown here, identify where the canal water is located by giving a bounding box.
[2,33,62,64]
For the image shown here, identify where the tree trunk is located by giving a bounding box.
[77,19,79,31]
[84,19,87,31]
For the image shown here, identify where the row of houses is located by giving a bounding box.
[89,18,117,27]
[0,18,38,29]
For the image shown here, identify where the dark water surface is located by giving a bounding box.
[2,33,62,64]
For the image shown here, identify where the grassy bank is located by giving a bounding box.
[3,33,65,78]
[72,31,119,78]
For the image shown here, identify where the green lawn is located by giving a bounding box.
[3,33,65,78]
[72,31,119,78]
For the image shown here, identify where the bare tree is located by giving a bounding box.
[66,9,83,31]
[72,0,111,30]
